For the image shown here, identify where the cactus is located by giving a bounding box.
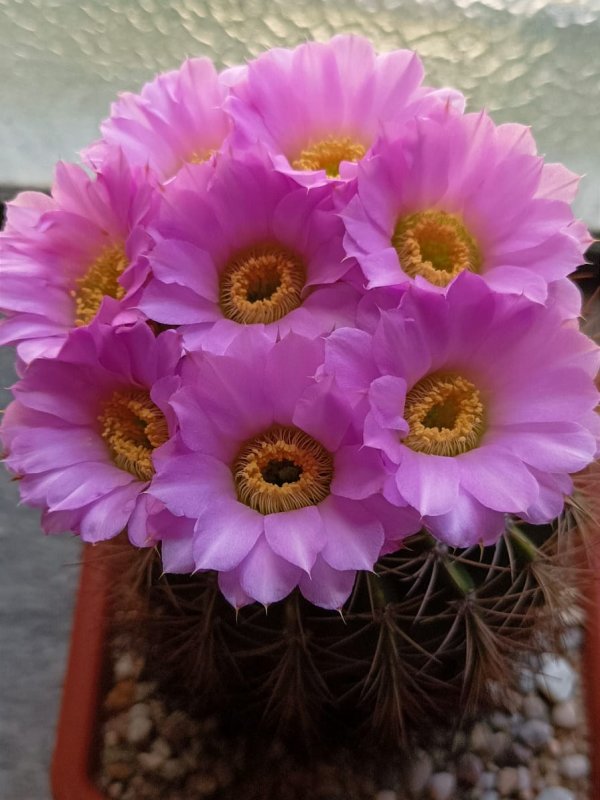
[102,509,591,750]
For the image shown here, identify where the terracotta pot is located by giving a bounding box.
[51,541,600,800]
[583,536,600,796]
[51,543,109,800]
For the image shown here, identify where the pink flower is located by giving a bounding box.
[146,330,420,609]
[0,154,158,363]
[84,58,239,182]
[323,274,600,547]
[342,111,591,315]
[0,321,182,542]
[138,153,361,354]
[227,35,464,188]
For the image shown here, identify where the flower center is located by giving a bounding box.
[403,373,485,456]
[233,425,333,514]
[72,244,128,327]
[99,389,169,481]
[219,244,306,325]
[188,148,215,165]
[291,135,366,178]
[392,210,482,287]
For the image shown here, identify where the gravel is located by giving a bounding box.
[97,609,592,799]
[536,655,577,704]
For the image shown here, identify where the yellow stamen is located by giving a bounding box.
[72,244,128,327]
[392,210,482,287]
[188,148,215,165]
[219,243,306,325]
[291,135,366,178]
[233,425,333,515]
[99,389,168,481]
[403,373,485,457]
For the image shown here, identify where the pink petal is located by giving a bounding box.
[424,489,506,547]
[331,445,386,500]
[238,536,302,605]
[394,449,460,517]
[264,505,325,573]
[298,556,356,609]
[319,495,384,571]
[458,446,540,513]
[192,500,265,571]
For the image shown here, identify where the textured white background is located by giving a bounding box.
[0,0,599,228]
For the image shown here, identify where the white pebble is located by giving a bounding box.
[129,702,151,719]
[127,714,152,744]
[522,695,548,720]
[479,771,496,790]
[518,719,552,750]
[104,729,119,748]
[536,655,576,703]
[160,758,188,781]
[470,721,493,755]
[497,767,518,796]
[559,754,590,780]
[517,766,532,792]
[427,771,456,800]
[561,627,584,652]
[114,653,137,681]
[536,789,575,800]
[150,736,172,759]
[137,751,164,771]
[407,750,433,795]
[551,700,578,730]
[518,666,536,694]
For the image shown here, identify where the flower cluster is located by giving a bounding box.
[1,36,598,610]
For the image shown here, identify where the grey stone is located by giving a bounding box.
[522,695,548,720]
[427,771,457,800]
[518,666,536,694]
[481,792,500,800]
[497,767,518,796]
[126,713,153,745]
[517,766,532,792]
[551,700,579,730]
[479,771,496,790]
[137,751,164,771]
[501,742,532,766]
[376,792,398,800]
[469,721,493,755]
[559,754,590,780]
[489,711,511,731]
[560,627,584,652]
[114,653,138,681]
[457,752,483,787]
[489,731,511,759]
[129,702,151,719]
[407,750,433,796]
[160,758,189,781]
[535,655,576,704]
[518,719,553,751]
[150,737,172,760]
[535,789,575,800]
